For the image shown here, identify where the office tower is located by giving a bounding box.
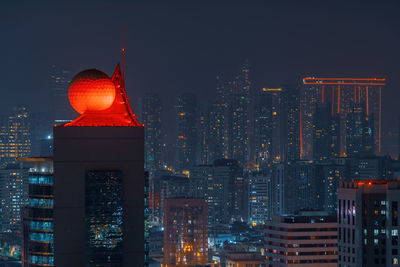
[163,198,208,267]
[338,181,400,266]
[248,169,272,225]
[53,65,144,266]
[197,104,210,165]
[208,76,229,162]
[0,106,31,166]
[271,163,285,216]
[21,157,54,267]
[286,85,301,162]
[264,211,338,266]
[315,160,347,213]
[229,62,251,167]
[300,83,320,159]
[254,88,285,167]
[0,163,28,232]
[303,77,385,156]
[346,102,374,157]
[139,94,163,172]
[213,159,247,223]
[285,160,323,213]
[174,93,197,172]
[313,103,340,161]
[50,65,74,124]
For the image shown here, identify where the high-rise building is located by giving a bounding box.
[285,85,301,162]
[338,180,400,266]
[303,77,385,156]
[0,106,31,166]
[346,102,374,157]
[313,103,340,161]
[138,94,163,172]
[254,88,285,167]
[264,211,338,266]
[21,157,54,267]
[208,76,229,162]
[229,62,251,167]
[163,198,208,267]
[248,169,272,225]
[53,66,145,266]
[50,66,74,124]
[197,104,210,165]
[0,163,29,232]
[174,94,197,172]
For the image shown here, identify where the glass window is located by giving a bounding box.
[393,229,399,236]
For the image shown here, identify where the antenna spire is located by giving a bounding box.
[122,23,126,83]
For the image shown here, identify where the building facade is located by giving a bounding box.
[338,180,400,267]
[264,212,338,266]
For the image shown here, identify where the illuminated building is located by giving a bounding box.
[285,85,301,162]
[138,94,163,172]
[174,93,197,172]
[349,156,392,181]
[21,157,54,267]
[345,102,374,157]
[229,62,251,167]
[264,211,338,266]
[0,163,28,232]
[53,65,145,266]
[315,159,347,213]
[248,169,272,224]
[254,88,285,167]
[338,180,400,266]
[50,65,74,124]
[197,104,210,165]
[303,77,385,157]
[0,106,31,166]
[313,103,340,161]
[163,198,208,267]
[225,252,265,267]
[208,76,229,162]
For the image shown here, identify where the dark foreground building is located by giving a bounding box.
[53,66,145,266]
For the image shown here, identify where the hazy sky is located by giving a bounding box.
[2,0,400,152]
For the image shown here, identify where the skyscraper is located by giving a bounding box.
[0,163,28,232]
[338,180,400,266]
[229,62,251,167]
[0,106,31,166]
[313,103,340,161]
[138,94,163,172]
[285,85,301,162]
[53,65,145,266]
[254,88,285,167]
[21,157,54,267]
[174,94,197,172]
[302,77,385,156]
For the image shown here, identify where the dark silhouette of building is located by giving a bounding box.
[53,66,145,267]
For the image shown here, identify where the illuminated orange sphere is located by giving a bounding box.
[68,69,116,114]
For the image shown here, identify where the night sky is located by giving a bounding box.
[2,1,400,154]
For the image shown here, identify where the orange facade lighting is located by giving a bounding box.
[321,85,325,103]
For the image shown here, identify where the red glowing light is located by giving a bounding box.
[61,64,141,127]
[68,69,116,114]
[368,182,372,186]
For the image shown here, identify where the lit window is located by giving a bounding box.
[393,230,399,236]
